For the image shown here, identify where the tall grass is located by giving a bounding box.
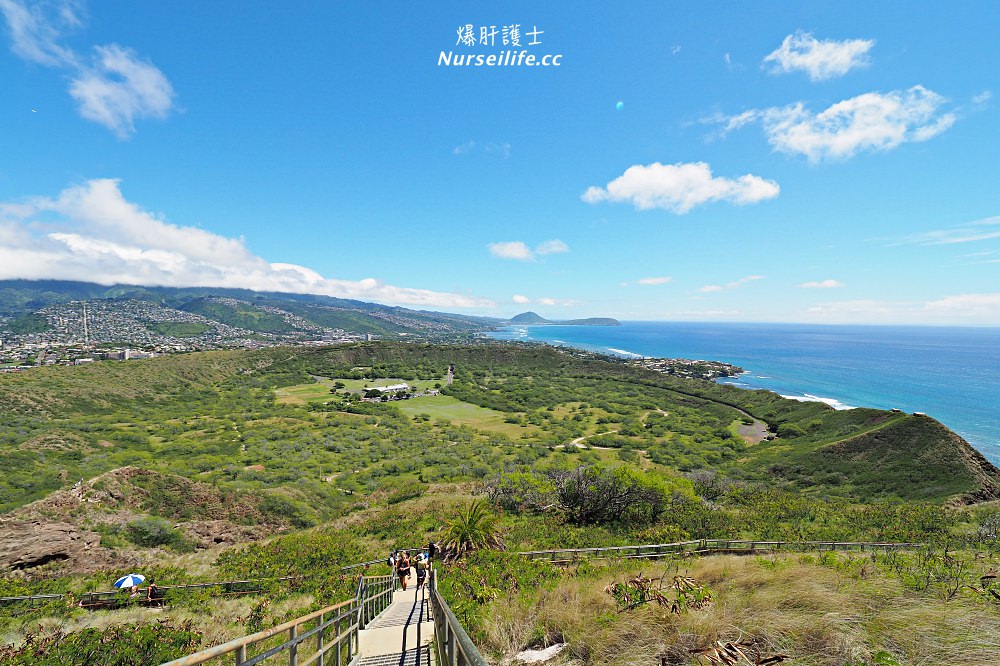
[473,554,1000,665]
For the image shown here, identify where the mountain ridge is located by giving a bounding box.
[509,311,621,326]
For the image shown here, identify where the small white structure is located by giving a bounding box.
[370,383,409,393]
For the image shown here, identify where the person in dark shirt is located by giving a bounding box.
[396,551,412,590]
[427,541,439,566]
[146,580,164,607]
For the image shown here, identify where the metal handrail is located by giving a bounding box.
[429,570,488,666]
[0,576,298,609]
[3,551,411,609]
[518,538,925,561]
[159,573,396,666]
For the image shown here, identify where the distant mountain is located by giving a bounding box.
[0,279,504,340]
[509,311,549,324]
[509,311,621,326]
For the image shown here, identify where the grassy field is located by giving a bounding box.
[275,376,442,405]
[273,382,336,405]
[395,394,536,437]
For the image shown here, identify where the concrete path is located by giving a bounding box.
[357,572,434,666]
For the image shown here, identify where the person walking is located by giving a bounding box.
[415,553,428,590]
[396,550,412,590]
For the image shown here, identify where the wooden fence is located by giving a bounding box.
[519,539,925,562]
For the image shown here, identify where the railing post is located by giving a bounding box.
[317,612,325,666]
[353,598,360,656]
[447,621,457,666]
[335,610,342,666]
[236,644,246,665]
[289,624,298,666]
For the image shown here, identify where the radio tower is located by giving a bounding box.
[82,302,90,349]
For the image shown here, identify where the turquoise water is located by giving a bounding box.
[487,322,1000,465]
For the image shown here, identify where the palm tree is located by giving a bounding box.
[440,500,504,558]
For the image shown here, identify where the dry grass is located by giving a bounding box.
[481,554,1000,666]
[0,592,317,652]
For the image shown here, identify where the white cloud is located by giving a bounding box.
[709,86,956,162]
[69,44,175,139]
[763,31,874,81]
[900,216,1000,245]
[452,140,475,155]
[535,239,569,255]
[0,0,175,137]
[804,293,1000,325]
[489,239,570,261]
[453,140,510,158]
[973,90,992,105]
[485,142,511,158]
[637,276,672,285]
[764,86,954,161]
[0,0,80,66]
[671,45,681,55]
[800,279,844,288]
[698,275,764,293]
[0,179,494,309]
[488,241,533,261]
[582,162,779,214]
[923,293,1000,316]
[509,295,575,307]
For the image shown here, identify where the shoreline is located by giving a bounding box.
[486,323,1000,465]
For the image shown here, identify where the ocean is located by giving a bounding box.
[487,322,1000,465]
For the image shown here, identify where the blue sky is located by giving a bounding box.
[1,1,998,324]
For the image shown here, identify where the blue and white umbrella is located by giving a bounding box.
[114,573,145,589]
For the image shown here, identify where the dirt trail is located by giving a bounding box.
[567,430,620,448]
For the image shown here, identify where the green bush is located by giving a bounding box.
[0,621,200,665]
[260,494,316,528]
[125,517,193,551]
[385,479,426,505]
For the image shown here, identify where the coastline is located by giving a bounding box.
[487,322,1000,465]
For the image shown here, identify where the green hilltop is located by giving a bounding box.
[0,279,503,339]
[1,341,996,516]
[1,341,998,664]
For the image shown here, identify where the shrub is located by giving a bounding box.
[385,479,426,505]
[0,621,200,665]
[125,517,193,551]
[549,465,676,526]
[483,472,557,512]
[260,493,316,528]
[441,500,504,557]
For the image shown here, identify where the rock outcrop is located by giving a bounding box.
[0,521,100,571]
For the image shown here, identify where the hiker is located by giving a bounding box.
[396,550,412,590]
[415,553,429,590]
[129,584,141,599]
[387,550,396,568]
[147,579,164,607]
[427,540,439,566]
